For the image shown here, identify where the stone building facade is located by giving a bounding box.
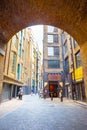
[62,31,86,101]
[2,28,32,101]
[43,25,63,97]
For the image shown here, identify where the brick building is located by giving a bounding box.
[43,25,63,97]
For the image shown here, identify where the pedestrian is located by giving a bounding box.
[43,89,46,99]
[51,92,53,100]
[59,89,63,102]
[18,90,20,99]
[18,87,23,100]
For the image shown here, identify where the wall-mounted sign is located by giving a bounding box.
[75,67,83,80]
[72,67,83,81]
[48,73,61,81]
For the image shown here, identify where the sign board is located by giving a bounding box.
[75,67,83,80]
[48,73,61,81]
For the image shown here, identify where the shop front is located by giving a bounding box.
[48,73,62,97]
[72,67,86,101]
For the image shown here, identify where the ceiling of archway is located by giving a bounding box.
[0,0,87,45]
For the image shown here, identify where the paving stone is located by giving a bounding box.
[0,95,87,130]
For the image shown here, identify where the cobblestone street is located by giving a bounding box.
[0,95,87,130]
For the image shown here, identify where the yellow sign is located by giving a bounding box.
[75,67,83,80]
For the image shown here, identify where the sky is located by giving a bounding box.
[30,25,43,52]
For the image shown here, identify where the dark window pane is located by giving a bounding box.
[54,47,59,56]
[48,60,60,68]
[53,34,58,43]
[64,57,69,73]
[61,33,65,44]
[75,51,82,68]
[12,53,16,73]
[54,27,58,32]
[74,40,78,48]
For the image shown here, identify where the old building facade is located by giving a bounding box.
[62,31,86,101]
[2,28,31,101]
[43,25,63,97]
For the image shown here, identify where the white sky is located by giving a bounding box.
[30,25,43,52]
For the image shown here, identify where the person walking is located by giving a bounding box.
[18,87,23,100]
[59,89,63,102]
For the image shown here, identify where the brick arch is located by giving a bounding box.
[0,0,87,45]
[1,0,87,102]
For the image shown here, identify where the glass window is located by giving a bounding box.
[48,34,58,43]
[74,40,78,48]
[32,80,35,86]
[32,72,34,78]
[48,47,59,56]
[61,33,65,44]
[48,26,54,32]
[70,37,72,49]
[48,60,60,68]
[19,44,22,57]
[22,50,24,60]
[63,42,67,54]
[17,64,21,79]
[14,35,18,48]
[64,57,69,73]
[48,35,53,43]
[54,47,59,56]
[20,31,23,43]
[53,34,58,43]
[32,64,34,69]
[12,53,16,73]
[75,51,82,68]
[54,27,58,32]
[48,47,53,56]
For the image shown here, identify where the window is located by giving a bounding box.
[48,60,60,68]
[12,53,16,73]
[63,42,67,54]
[61,33,65,44]
[17,64,21,79]
[32,79,35,86]
[48,26,54,32]
[48,35,53,43]
[48,34,58,43]
[75,51,82,68]
[32,64,34,69]
[19,44,22,57]
[32,72,34,78]
[74,40,78,48]
[14,35,18,48]
[64,57,69,73]
[48,47,59,56]
[54,27,58,32]
[70,37,72,49]
[48,26,58,33]
[48,47,53,56]
[53,34,58,43]
[54,47,59,56]
[22,50,24,60]
[20,31,23,43]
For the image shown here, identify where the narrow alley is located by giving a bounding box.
[0,95,87,130]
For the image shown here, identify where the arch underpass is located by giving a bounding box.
[0,0,87,102]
